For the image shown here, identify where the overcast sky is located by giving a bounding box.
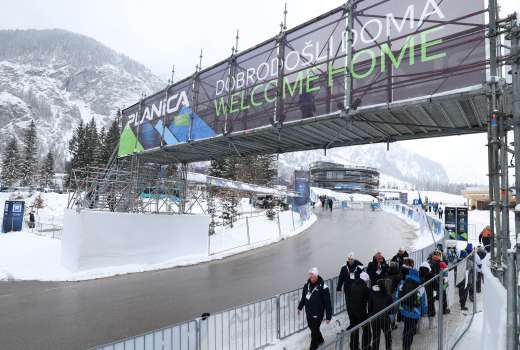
[1,0,519,184]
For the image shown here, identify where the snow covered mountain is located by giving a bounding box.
[0,29,164,167]
[278,143,449,186]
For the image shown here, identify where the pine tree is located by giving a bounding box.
[65,120,86,187]
[96,126,106,167]
[101,120,120,165]
[20,120,38,186]
[1,137,20,187]
[84,118,99,167]
[42,151,55,187]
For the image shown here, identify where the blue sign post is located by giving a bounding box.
[2,200,25,233]
[293,171,310,220]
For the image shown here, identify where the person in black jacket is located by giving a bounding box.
[386,262,402,329]
[390,247,409,269]
[336,253,364,306]
[348,271,371,350]
[368,279,393,350]
[298,267,332,350]
[367,251,389,286]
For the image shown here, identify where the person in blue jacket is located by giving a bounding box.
[397,266,428,350]
[298,267,332,350]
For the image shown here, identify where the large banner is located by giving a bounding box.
[118,0,486,157]
[293,170,310,208]
[456,207,469,241]
[445,206,469,241]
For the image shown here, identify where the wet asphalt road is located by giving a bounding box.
[0,208,415,350]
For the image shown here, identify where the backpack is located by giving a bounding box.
[400,279,419,310]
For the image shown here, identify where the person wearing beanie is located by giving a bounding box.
[368,279,393,350]
[297,267,332,350]
[429,256,450,315]
[348,270,372,350]
[419,261,436,318]
[479,225,492,252]
[336,252,364,307]
[367,251,389,286]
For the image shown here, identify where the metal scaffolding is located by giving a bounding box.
[487,2,519,347]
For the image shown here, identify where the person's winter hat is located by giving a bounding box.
[308,267,319,276]
[360,272,370,282]
[420,261,431,271]
[347,252,355,259]
[466,243,473,253]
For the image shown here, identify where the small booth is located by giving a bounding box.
[2,200,25,233]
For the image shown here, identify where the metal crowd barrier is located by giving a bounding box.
[90,204,445,350]
[322,251,478,350]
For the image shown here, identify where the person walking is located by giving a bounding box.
[457,244,473,311]
[336,253,364,307]
[28,210,35,229]
[328,197,333,212]
[418,261,437,318]
[478,225,492,253]
[367,251,389,286]
[476,246,486,293]
[320,196,326,211]
[297,267,332,350]
[368,279,393,350]
[390,247,409,269]
[438,206,443,219]
[386,262,402,329]
[429,254,450,315]
[348,271,371,350]
[397,265,428,350]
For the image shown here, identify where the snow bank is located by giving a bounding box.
[400,190,466,206]
[481,259,507,349]
[310,187,375,202]
[61,210,210,271]
[210,209,311,254]
[0,213,316,281]
[383,204,442,250]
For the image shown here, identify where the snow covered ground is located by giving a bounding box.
[0,190,67,228]
[382,204,435,250]
[454,258,507,349]
[399,190,466,206]
[310,187,376,203]
[0,191,316,281]
[210,209,312,254]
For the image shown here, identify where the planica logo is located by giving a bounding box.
[127,90,190,127]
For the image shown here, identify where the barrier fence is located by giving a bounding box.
[209,207,310,256]
[92,204,465,350]
[322,251,478,350]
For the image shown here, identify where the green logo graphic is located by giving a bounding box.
[118,126,144,157]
